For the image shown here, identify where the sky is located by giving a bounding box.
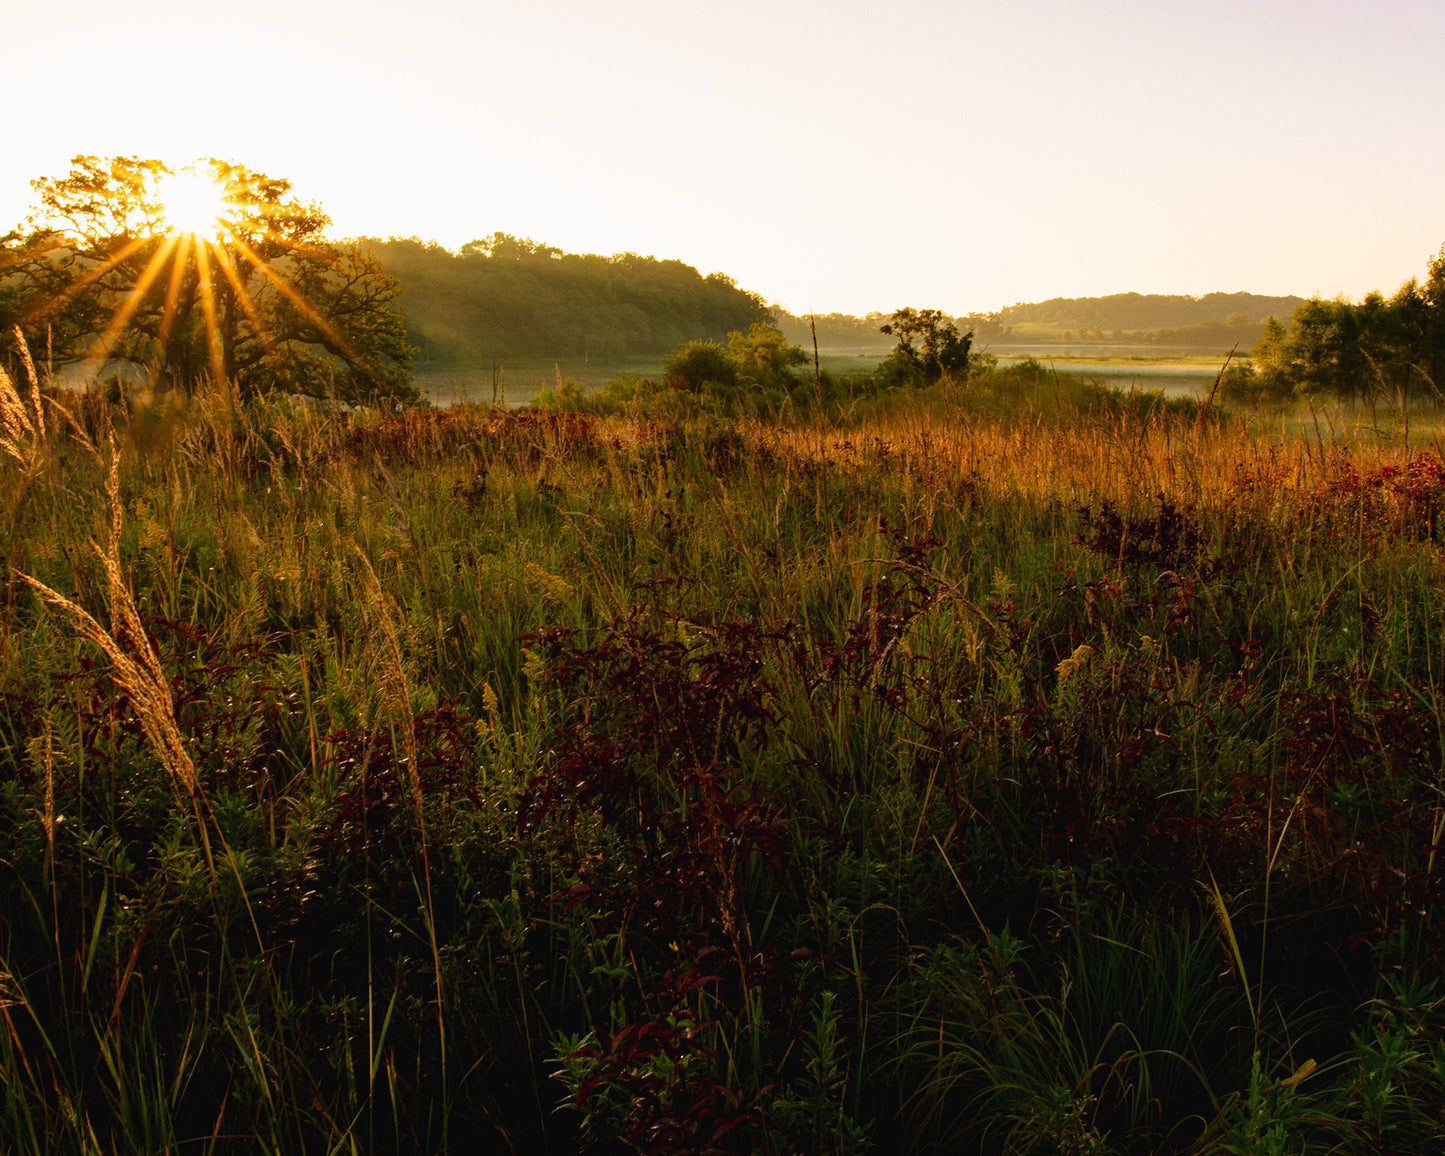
[5,0,1444,316]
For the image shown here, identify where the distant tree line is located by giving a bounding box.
[999,291,1305,333]
[771,310,894,349]
[361,235,771,364]
[1129,315,1266,350]
[772,294,1305,353]
[1224,246,1445,404]
[771,308,1013,350]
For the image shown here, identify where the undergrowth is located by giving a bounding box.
[1,359,1443,1153]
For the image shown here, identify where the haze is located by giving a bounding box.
[6,0,1444,316]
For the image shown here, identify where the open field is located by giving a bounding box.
[2,373,1443,1154]
[414,358,667,407]
[414,352,893,408]
[414,351,1232,409]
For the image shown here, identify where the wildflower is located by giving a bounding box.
[990,568,1015,601]
[1055,644,1094,682]
[139,517,169,552]
[522,647,549,684]
[524,559,575,603]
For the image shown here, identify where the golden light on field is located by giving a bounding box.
[152,167,232,238]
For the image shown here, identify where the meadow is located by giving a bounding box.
[411,352,891,409]
[1,359,1443,1154]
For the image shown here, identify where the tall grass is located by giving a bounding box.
[1,364,1442,1152]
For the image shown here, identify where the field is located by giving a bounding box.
[414,358,668,407]
[411,352,891,408]
[1,366,1443,1154]
[414,353,1225,410]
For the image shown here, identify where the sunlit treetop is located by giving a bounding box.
[5,155,415,405]
[26,156,330,253]
[152,166,233,239]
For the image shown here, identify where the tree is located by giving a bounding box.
[1419,243,1445,391]
[662,340,737,393]
[877,307,973,386]
[726,322,807,395]
[5,155,416,404]
[1244,316,1294,400]
[1249,297,1367,401]
[661,324,814,400]
[1238,243,1445,405]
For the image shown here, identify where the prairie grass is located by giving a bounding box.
[1,366,1442,1153]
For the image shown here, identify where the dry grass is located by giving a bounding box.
[1,326,46,470]
[17,439,197,799]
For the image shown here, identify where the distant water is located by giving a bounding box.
[412,367,508,407]
[996,356,1221,399]
[413,360,665,408]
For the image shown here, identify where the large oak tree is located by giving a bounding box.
[2,156,416,404]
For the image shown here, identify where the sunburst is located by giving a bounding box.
[20,155,409,402]
[152,167,232,238]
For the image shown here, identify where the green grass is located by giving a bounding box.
[1,369,1443,1153]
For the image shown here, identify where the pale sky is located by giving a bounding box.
[5,0,1444,315]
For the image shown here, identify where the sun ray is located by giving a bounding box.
[23,235,150,326]
[20,156,410,401]
[84,235,182,365]
[207,242,281,365]
[153,232,196,370]
[191,240,228,386]
[231,235,388,386]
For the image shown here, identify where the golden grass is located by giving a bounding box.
[1,326,46,469]
[17,440,198,799]
[747,404,1414,513]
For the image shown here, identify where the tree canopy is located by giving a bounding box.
[1229,244,1445,403]
[2,155,416,404]
[662,323,808,400]
[360,236,772,363]
[877,307,973,386]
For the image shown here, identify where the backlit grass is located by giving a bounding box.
[1,364,1442,1154]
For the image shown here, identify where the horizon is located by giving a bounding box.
[359,235,1312,320]
[6,0,1444,317]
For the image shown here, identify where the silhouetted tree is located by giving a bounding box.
[7,155,415,404]
[1249,245,1445,403]
[727,322,807,395]
[877,307,973,386]
[663,340,737,392]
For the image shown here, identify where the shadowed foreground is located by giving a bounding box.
[1,371,1442,1153]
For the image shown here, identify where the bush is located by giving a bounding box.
[1218,360,1291,405]
[663,340,737,393]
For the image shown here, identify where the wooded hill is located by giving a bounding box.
[360,235,771,364]
[999,291,1304,332]
[362,232,1305,363]
[991,291,1302,354]
[772,292,1306,352]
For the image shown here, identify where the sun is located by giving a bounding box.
[153,167,232,237]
